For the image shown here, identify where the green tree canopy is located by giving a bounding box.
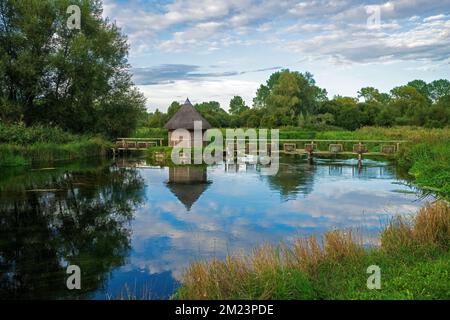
[229,96,249,115]
[195,101,230,128]
[0,0,145,138]
[389,85,429,125]
[167,101,181,118]
[428,79,450,102]
[358,87,390,104]
[254,70,327,127]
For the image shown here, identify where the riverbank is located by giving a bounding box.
[0,123,111,167]
[176,201,450,300]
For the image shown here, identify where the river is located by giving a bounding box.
[0,155,431,299]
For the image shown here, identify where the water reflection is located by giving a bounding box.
[0,160,144,299]
[167,166,210,211]
[0,156,430,300]
[264,155,316,199]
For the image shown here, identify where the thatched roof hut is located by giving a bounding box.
[164,98,212,131]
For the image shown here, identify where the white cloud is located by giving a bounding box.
[424,14,447,22]
[137,79,259,111]
[284,16,450,64]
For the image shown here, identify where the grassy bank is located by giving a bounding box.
[0,123,111,167]
[176,201,450,300]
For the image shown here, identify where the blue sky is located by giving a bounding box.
[102,0,450,112]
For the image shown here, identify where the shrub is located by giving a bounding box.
[0,123,78,145]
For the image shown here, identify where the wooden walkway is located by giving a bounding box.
[276,139,407,158]
[112,137,408,160]
[223,139,407,160]
[112,138,164,154]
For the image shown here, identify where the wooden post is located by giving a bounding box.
[356,142,362,166]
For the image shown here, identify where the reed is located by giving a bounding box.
[0,138,111,167]
[381,201,450,251]
[177,201,450,300]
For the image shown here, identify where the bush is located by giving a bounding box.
[0,123,78,145]
[397,141,450,196]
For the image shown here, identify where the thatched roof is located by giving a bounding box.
[164,98,212,130]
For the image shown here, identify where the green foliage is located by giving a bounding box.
[167,101,182,118]
[0,145,28,166]
[354,252,450,300]
[132,127,167,139]
[146,109,168,128]
[146,146,173,159]
[0,123,111,167]
[0,122,77,144]
[0,138,110,167]
[142,71,449,131]
[257,70,327,127]
[195,101,230,128]
[238,268,314,300]
[358,87,391,104]
[229,96,249,115]
[399,141,450,196]
[0,0,146,138]
[428,79,450,102]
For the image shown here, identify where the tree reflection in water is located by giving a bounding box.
[0,161,144,299]
[264,155,316,199]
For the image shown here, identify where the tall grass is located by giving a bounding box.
[381,201,450,252]
[177,201,450,300]
[0,138,111,167]
[0,123,112,167]
[0,122,78,144]
[131,127,168,143]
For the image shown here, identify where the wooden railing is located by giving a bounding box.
[114,138,164,150]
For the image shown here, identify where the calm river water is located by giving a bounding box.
[0,155,430,299]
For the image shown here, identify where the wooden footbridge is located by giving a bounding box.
[112,137,407,160]
[277,139,407,159]
[112,138,164,155]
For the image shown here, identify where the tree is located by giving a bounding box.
[229,96,249,115]
[390,85,429,125]
[329,96,365,130]
[428,79,450,102]
[253,71,283,108]
[147,109,166,128]
[358,87,390,104]
[167,101,181,118]
[0,0,146,138]
[256,70,327,127]
[425,95,450,128]
[265,72,301,125]
[195,101,230,127]
[407,80,430,102]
